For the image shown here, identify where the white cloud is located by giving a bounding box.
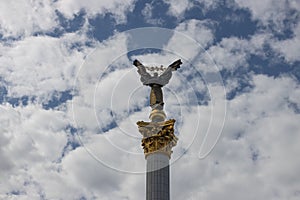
[224,75,300,199]
[0,1,299,199]
[141,3,163,25]
[55,0,135,24]
[0,33,91,102]
[164,0,191,18]
[164,19,215,61]
[0,0,58,38]
[234,0,300,31]
[70,32,130,132]
[205,36,252,71]
[171,74,300,200]
[164,0,222,18]
[196,0,223,11]
[0,104,69,162]
[216,33,273,66]
[61,146,125,198]
[0,104,71,199]
[272,22,300,63]
[0,102,144,199]
[141,3,153,20]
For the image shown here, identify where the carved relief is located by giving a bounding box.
[137,119,178,158]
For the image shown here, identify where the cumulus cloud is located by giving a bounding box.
[0,33,91,103]
[164,0,222,17]
[0,0,136,39]
[164,19,215,61]
[0,0,58,38]
[206,37,249,70]
[0,104,71,198]
[141,3,164,25]
[0,0,299,199]
[171,75,300,200]
[234,0,300,32]
[272,22,300,63]
[55,0,135,23]
[70,32,130,132]
[204,33,276,72]
[164,0,191,18]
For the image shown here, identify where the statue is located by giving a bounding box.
[133,59,182,110]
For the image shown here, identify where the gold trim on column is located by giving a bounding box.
[137,119,178,158]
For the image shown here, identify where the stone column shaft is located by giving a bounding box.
[137,111,177,200]
[147,153,170,200]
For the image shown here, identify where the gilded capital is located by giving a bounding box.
[137,119,178,158]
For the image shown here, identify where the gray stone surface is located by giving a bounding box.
[146,153,170,200]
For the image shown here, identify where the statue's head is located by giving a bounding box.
[153,72,158,77]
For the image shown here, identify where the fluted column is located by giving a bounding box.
[137,110,178,200]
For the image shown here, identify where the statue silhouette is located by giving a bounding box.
[133,59,182,110]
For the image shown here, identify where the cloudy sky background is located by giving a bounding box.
[0,0,300,199]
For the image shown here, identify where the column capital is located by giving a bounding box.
[137,119,178,158]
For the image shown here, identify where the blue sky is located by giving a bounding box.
[0,0,300,199]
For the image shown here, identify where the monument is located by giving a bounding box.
[134,59,182,200]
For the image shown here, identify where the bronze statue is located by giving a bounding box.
[133,59,182,110]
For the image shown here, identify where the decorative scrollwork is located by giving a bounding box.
[137,119,178,158]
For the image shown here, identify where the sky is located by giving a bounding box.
[0,0,300,199]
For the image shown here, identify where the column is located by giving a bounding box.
[137,110,178,200]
